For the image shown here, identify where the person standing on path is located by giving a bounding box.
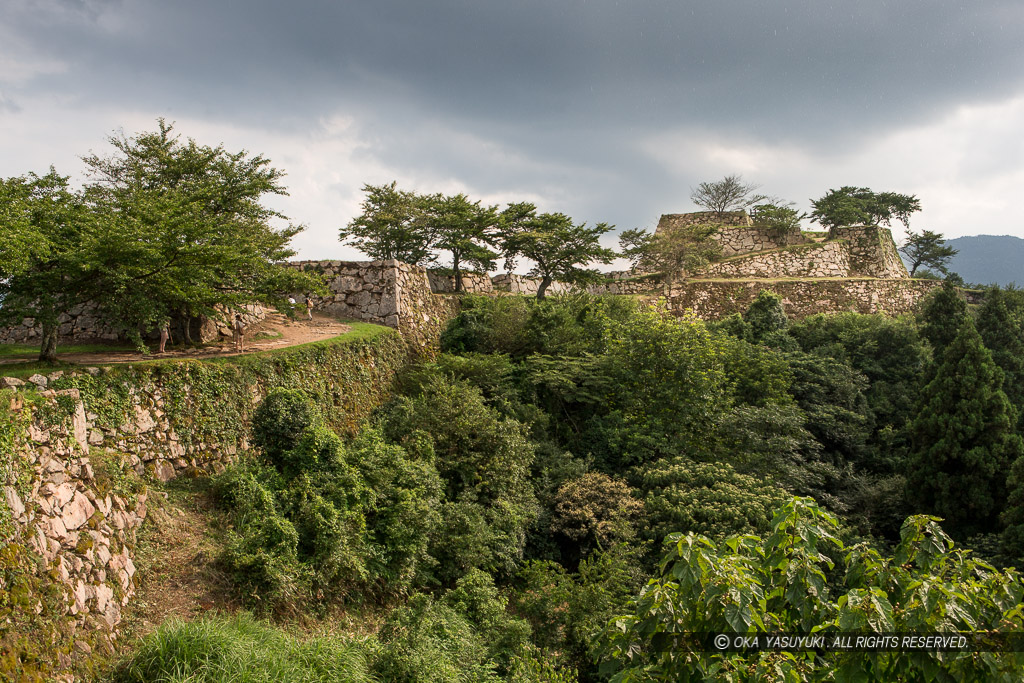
[306,296,314,320]
[158,320,171,353]
[233,314,245,352]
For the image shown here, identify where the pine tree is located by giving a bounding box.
[906,317,1024,538]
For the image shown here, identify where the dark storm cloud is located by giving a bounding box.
[3,0,1024,244]
[7,0,1024,142]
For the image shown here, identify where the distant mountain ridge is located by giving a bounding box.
[906,235,1024,287]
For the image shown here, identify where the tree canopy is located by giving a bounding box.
[809,187,921,230]
[619,223,721,283]
[340,182,433,264]
[689,174,768,216]
[0,169,102,361]
[419,193,500,293]
[80,120,323,345]
[899,228,958,277]
[499,206,616,299]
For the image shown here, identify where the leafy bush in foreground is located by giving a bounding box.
[601,497,1024,682]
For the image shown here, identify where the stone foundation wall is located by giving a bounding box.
[666,278,942,320]
[0,303,120,344]
[657,211,753,229]
[712,227,808,258]
[830,226,908,278]
[290,260,459,352]
[0,304,267,346]
[0,328,410,672]
[426,271,495,294]
[697,241,852,279]
[492,274,573,296]
[655,212,806,258]
[2,386,148,664]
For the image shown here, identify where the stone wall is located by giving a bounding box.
[0,303,120,345]
[1,385,148,669]
[657,211,753,229]
[426,271,495,294]
[290,260,458,352]
[697,241,851,279]
[0,304,267,346]
[492,274,573,296]
[0,328,410,675]
[711,227,808,258]
[830,226,908,278]
[664,278,942,320]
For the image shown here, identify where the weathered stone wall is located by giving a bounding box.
[2,385,148,667]
[0,304,120,344]
[697,241,851,279]
[0,304,267,346]
[655,211,807,258]
[426,271,495,294]
[711,227,808,258]
[0,328,410,673]
[657,211,753,229]
[665,278,941,320]
[830,226,908,278]
[491,274,573,296]
[290,260,458,352]
[586,276,663,295]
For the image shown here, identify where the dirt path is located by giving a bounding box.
[5,311,352,367]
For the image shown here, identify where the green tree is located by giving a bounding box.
[742,290,789,343]
[341,181,434,264]
[0,169,100,361]
[383,375,537,581]
[918,280,968,352]
[0,174,51,279]
[809,186,921,230]
[82,119,322,345]
[500,208,617,299]
[749,201,806,236]
[905,317,1024,538]
[420,192,499,292]
[976,287,1024,428]
[600,497,1024,682]
[689,174,767,216]
[634,458,787,545]
[899,228,958,276]
[618,222,721,283]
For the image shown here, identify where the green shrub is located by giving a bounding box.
[251,388,321,472]
[374,594,498,683]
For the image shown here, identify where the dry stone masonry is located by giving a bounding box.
[665,278,943,319]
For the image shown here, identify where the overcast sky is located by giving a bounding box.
[2,0,1023,267]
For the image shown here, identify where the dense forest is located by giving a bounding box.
[110,282,1024,682]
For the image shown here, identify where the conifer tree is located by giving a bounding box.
[976,287,1024,429]
[906,317,1024,538]
[918,280,968,353]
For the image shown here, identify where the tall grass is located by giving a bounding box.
[111,612,377,683]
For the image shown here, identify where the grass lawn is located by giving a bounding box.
[0,321,393,380]
[0,342,136,359]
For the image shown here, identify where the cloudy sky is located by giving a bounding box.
[2,0,1023,266]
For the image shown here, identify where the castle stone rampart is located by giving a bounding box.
[698,241,851,279]
[665,278,940,320]
[830,226,908,278]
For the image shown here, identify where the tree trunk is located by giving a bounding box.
[39,320,58,363]
[536,275,552,300]
[453,256,463,293]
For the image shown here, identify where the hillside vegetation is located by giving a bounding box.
[101,287,1024,682]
